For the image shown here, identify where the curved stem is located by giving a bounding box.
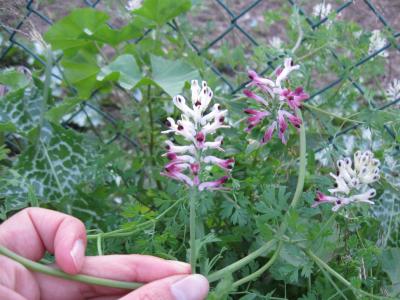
[302,103,363,124]
[232,241,282,288]
[87,198,183,240]
[231,110,307,288]
[306,249,395,300]
[291,8,304,54]
[289,109,307,209]
[0,246,141,290]
[190,188,198,273]
[207,240,276,283]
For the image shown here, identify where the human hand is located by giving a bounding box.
[0,208,209,300]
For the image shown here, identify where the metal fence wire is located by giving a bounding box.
[0,0,399,153]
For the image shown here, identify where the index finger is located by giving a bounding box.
[0,207,86,274]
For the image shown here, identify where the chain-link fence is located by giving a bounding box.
[1,0,399,153]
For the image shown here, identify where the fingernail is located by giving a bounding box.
[70,239,85,270]
[171,274,209,300]
[168,260,191,273]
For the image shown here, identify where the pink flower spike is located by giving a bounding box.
[190,163,200,175]
[243,89,269,107]
[261,121,277,144]
[195,131,205,148]
[247,70,275,94]
[277,111,288,144]
[244,109,269,132]
[281,87,309,110]
[161,164,194,186]
[198,176,229,191]
[312,191,338,208]
[203,156,235,170]
[281,110,302,129]
[190,163,201,185]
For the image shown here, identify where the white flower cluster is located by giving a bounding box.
[386,78,400,102]
[312,3,332,19]
[314,151,381,211]
[161,80,233,191]
[368,30,388,58]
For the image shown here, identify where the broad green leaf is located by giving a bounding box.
[0,69,30,91]
[381,248,400,285]
[45,97,83,123]
[45,8,143,53]
[62,50,100,98]
[1,124,95,204]
[132,0,191,26]
[0,169,31,218]
[151,55,199,97]
[0,85,42,133]
[97,54,142,90]
[0,121,17,133]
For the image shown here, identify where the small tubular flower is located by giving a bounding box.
[243,57,308,145]
[313,150,381,211]
[162,80,233,191]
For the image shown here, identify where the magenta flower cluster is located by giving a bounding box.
[244,58,309,144]
[161,80,234,191]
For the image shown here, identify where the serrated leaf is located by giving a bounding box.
[151,55,199,97]
[357,109,397,130]
[132,0,191,26]
[97,54,142,90]
[280,243,309,268]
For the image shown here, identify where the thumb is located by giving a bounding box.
[119,274,209,300]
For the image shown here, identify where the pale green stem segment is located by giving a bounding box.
[306,249,395,300]
[0,246,142,290]
[223,109,307,287]
[190,187,198,273]
[207,240,276,283]
[87,198,183,240]
[302,103,363,125]
[232,242,283,288]
[38,46,52,137]
[289,109,307,210]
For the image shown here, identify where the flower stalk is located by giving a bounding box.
[0,246,142,290]
[161,80,234,273]
[190,187,198,273]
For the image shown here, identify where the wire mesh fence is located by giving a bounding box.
[0,0,399,154]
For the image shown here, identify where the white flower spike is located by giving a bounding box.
[162,80,234,191]
[314,150,381,211]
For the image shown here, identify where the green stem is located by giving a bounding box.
[306,249,395,300]
[207,240,275,283]
[302,103,363,125]
[231,110,307,288]
[87,198,183,240]
[232,242,282,288]
[289,109,307,209]
[190,187,198,273]
[316,259,349,300]
[38,46,52,139]
[0,246,141,290]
